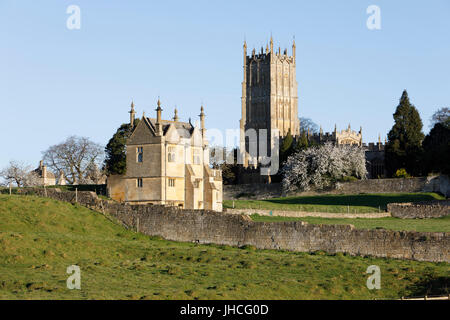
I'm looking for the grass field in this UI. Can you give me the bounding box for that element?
[223,193,446,213]
[0,194,448,300]
[250,214,450,233]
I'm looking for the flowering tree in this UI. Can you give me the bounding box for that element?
[281,143,367,192]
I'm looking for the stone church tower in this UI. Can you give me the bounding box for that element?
[240,36,300,165]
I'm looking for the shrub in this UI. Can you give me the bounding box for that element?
[393,168,411,178]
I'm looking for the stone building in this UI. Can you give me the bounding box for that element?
[364,136,386,178]
[240,37,300,165]
[34,160,56,186]
[107,100,223,211]
[308,124,363,146]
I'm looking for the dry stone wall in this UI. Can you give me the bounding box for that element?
[388,201,450,219]
[224,176,450,200]
[14,188,450,263]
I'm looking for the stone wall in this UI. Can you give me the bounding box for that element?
[388,201,450,219]
[225,208,391,219]
[224,176,450,200]
[14,188,450,263]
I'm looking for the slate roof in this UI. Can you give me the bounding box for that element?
[146,118,194,138]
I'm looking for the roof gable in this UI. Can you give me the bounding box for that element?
[127,117,156,145]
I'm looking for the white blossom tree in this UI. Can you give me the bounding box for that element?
[281,142,367,192]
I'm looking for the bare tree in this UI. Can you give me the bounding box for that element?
[430,107,450,127]
[0,160,41,187]
[299,117,319,134]
[42,136,104,184]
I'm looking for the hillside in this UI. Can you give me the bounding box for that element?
[0,194,448,299]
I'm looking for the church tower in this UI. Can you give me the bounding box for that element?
[240,36,300,163]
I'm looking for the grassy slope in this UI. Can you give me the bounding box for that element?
[224,193,445,213]
[250,214,450,233]
[0,194,448,300]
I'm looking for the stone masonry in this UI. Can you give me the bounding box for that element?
[14,188,450,263]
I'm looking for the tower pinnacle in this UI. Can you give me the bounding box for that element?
[129,100,136,127]
[199,104,205,136]
[155,98,163,136]
[173,107,179,122]
[292,36,296,62]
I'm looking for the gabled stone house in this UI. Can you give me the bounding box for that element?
[34,160,56,186]
[107,100,222,211]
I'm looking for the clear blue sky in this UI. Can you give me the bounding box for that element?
[1,0,449,170]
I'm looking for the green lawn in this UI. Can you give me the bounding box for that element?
[0,194,448,300]
[224,193,445,213]
[250,214,450,233]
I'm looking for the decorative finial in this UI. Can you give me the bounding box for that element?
[157,97,161,109]
[173,107,179,122]
[129,100,136,127]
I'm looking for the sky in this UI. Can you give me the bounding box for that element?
[1,0,449,170]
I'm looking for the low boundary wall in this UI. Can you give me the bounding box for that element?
[388,201,450,219]
[224,175,450,200]
[11,188,450,263]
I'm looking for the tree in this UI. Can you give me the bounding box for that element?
[280,128,294,165]
[430,107,450,127]
[210,147,239,185]
[43,136,104,184]
[385,90,425,177]
[294,131,309,152]
[281,143,367,192]
[422,121,450,175]
[299,117,319,134]
[104,120,139,175]
[0,160,40,187]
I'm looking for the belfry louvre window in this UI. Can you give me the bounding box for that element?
[168,178,175,187]
[168,147,176,162]
[137,147,143,163]
[137,178,143,188]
